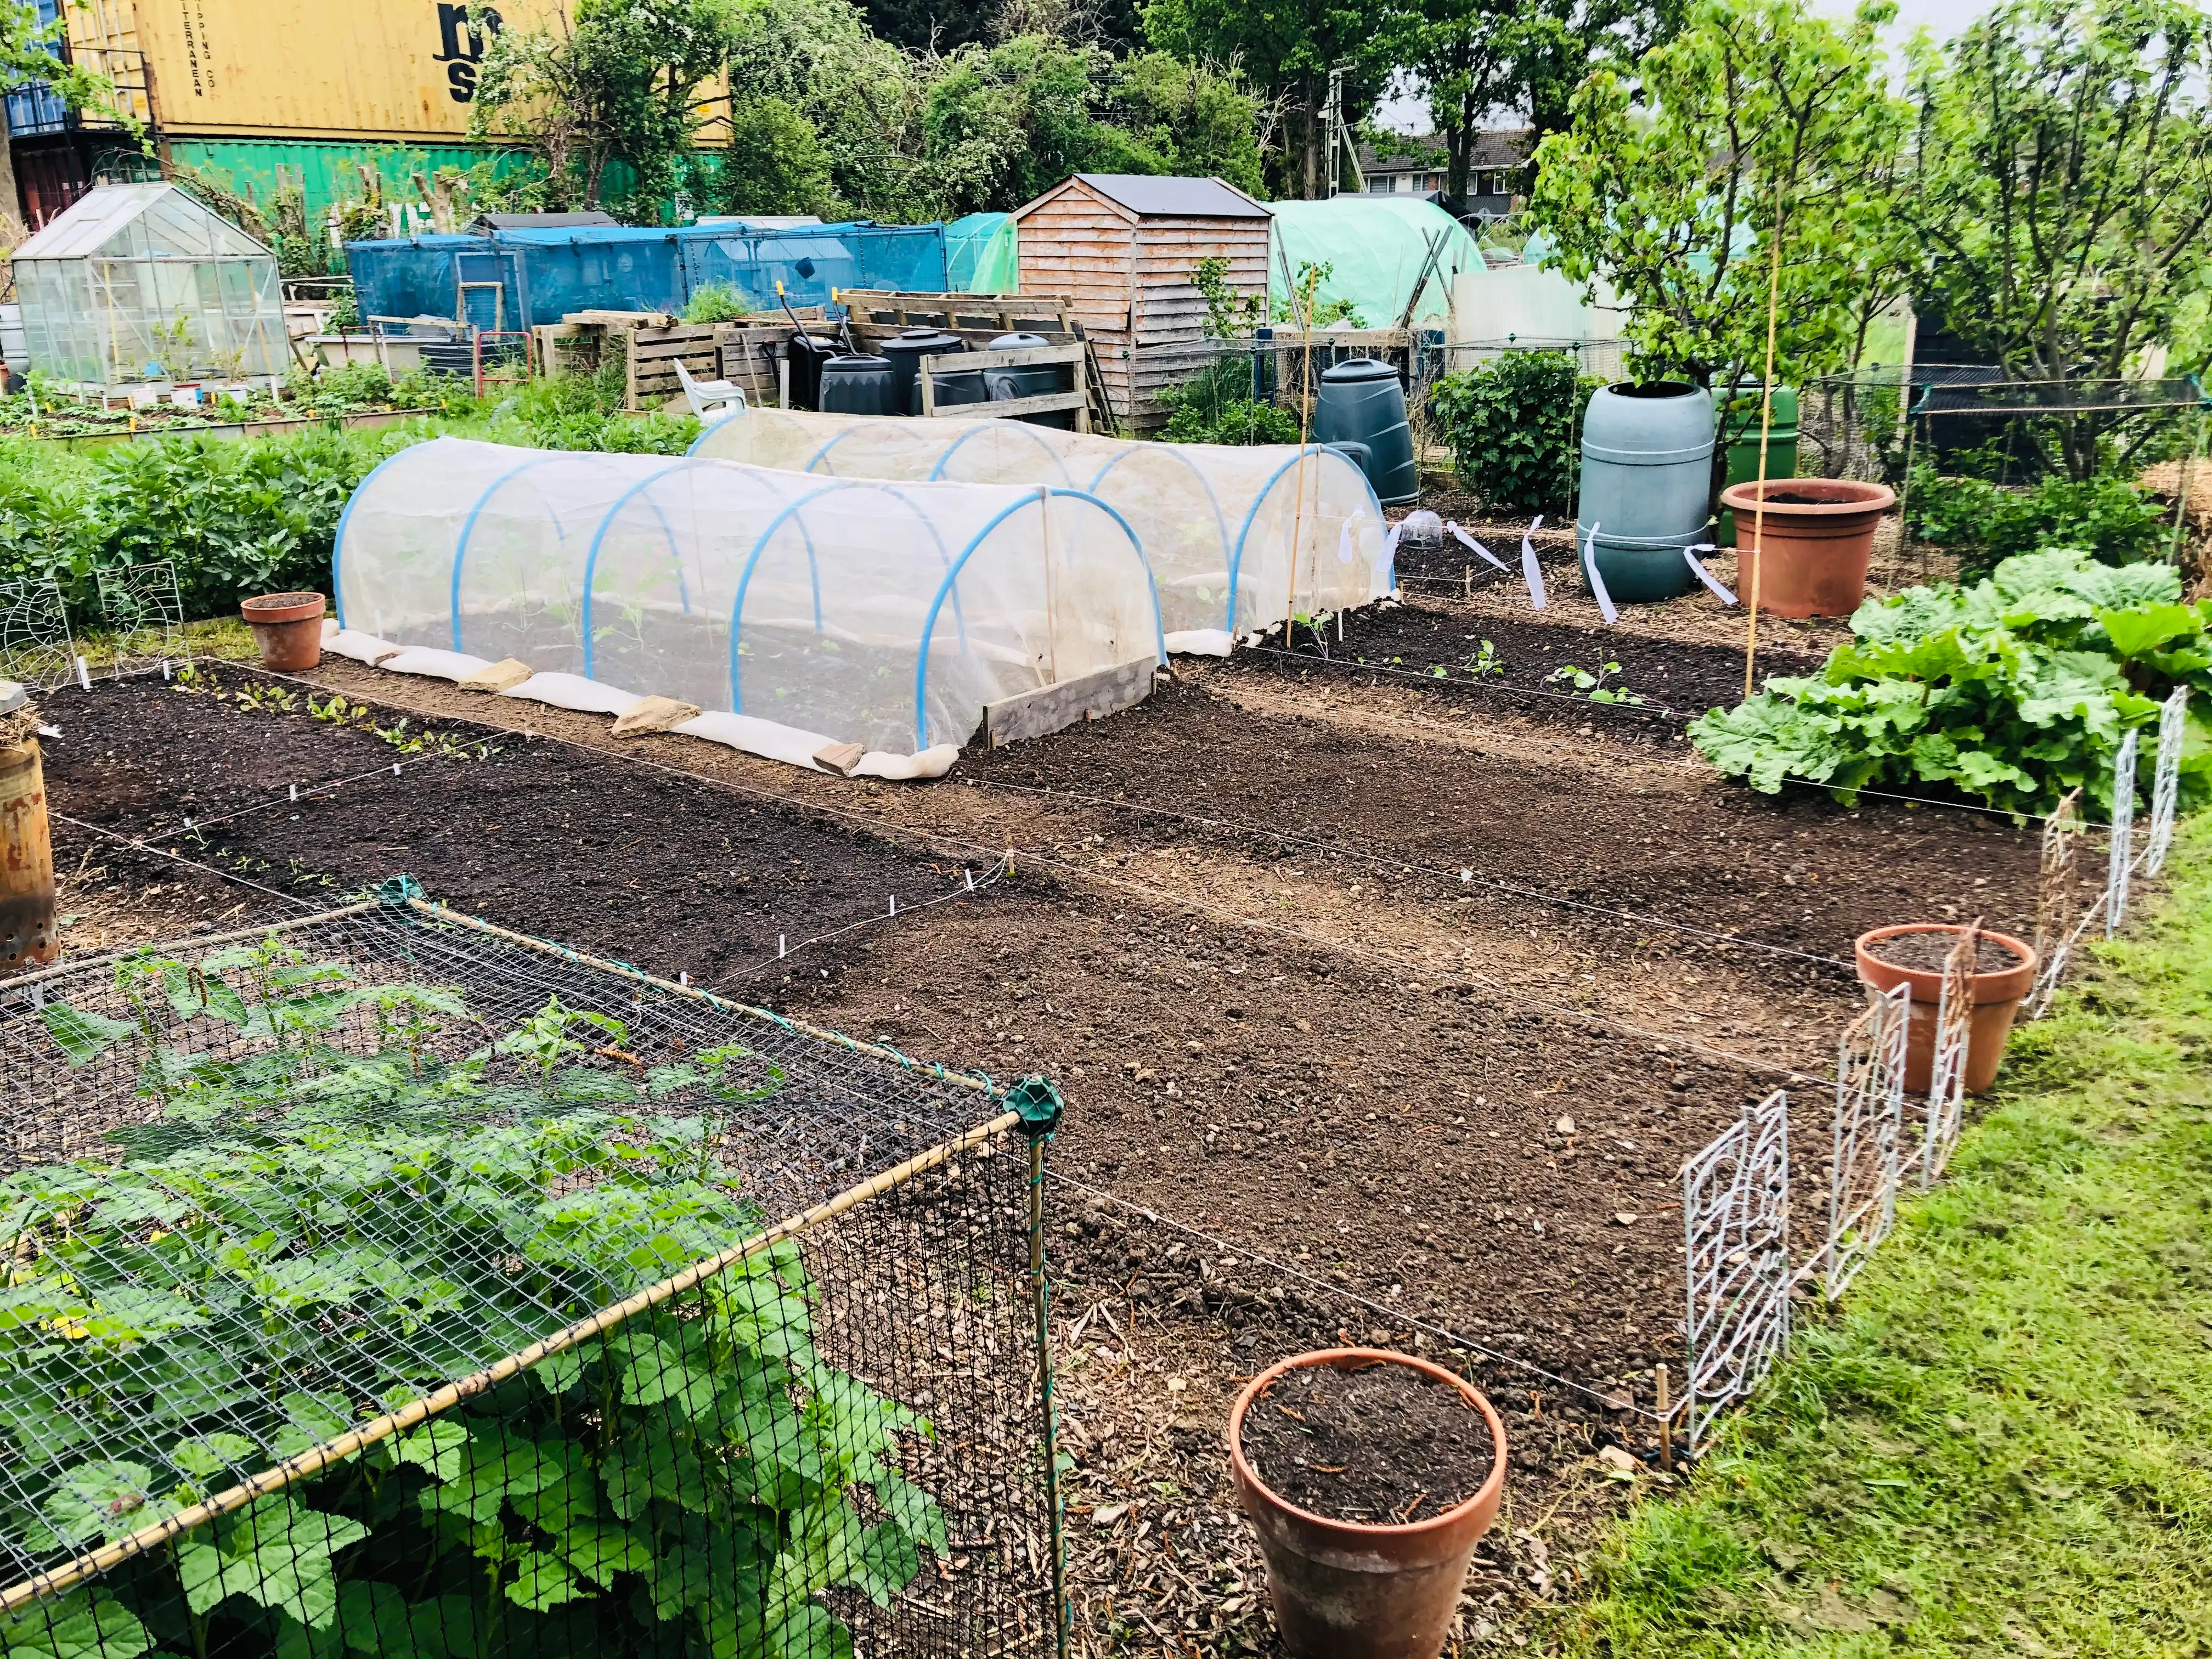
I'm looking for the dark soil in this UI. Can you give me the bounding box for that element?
[1762,491,1832,506]
[1239,1359,1496,1523]
[1266,596,1829,725]
[37,669,975,990]
[1867,928,2028,973]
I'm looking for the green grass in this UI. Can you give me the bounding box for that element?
[1558,816,2212,1657]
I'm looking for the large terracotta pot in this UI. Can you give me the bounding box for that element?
[240,591,326,672]
[1855,923,2038,1095]
[1721,477,1898,618]
[1229,1348,1507,1659]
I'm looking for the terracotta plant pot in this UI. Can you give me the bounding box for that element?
[1855,924,2038,1095]
[1229,1349,1508,1659]
[1719,477,1898,618]
[2,723,58,972]
[241,591,326,671]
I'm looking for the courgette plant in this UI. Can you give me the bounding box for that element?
[2,939,947,1659]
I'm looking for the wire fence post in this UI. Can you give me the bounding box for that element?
[1824,984,1910,1298]
[2146,689,2188,877]
[1681,1088,1791,1455]
[2108,729,2139,938]
[1013,1076,1070,1659]
[2030,788,2083,1018]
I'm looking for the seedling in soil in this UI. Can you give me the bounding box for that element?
[1546,661,1647,705]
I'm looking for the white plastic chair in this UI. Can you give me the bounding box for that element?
[674,357,748,422]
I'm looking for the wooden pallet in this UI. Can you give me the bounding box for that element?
[838,289,1119,435]
[916,344,1090,428]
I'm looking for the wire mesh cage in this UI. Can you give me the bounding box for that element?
[92,565,189,681]
[0,580,77,695]
[0,890,1063,1659]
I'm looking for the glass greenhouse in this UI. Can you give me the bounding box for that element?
[690,409,1394,648]
[333,438,1166,759]
[12,183,288,391]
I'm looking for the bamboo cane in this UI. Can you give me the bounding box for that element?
[1743,185,1787,704]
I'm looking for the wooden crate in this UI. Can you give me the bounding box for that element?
[916,344,1090,428]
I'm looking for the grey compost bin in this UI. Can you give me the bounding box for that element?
[986,331,1075,429]
[1575,381,1716,603]
[819,354,898,416]
[1314,358,1418,506]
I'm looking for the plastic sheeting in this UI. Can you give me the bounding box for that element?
[946,213,1020,294]
[1268,199,1482,330]
[331,438,1164,759]
[689,409,1393,639]
[346,223,949,331]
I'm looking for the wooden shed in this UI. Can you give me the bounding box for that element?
[1011,173,1272,434]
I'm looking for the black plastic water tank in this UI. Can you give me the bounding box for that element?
[819,354,898,417]
[1314,358,1418,506]
[881,329,967,416]
[784,334,840,410]
[986,331,1076,429]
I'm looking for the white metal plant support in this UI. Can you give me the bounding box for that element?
[1681,1088,1792,1454]
[2107,729,2139,938]
[93,561,188,677]
[0,578,76,692]
[1823,984,1910,1299]
[1919,924,1978,1189]
[2146,688,2188,877]
[2029,789,2083,1019]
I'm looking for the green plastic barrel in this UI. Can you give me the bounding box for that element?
[1716,382,1799,545]
[1314,359,1418,506]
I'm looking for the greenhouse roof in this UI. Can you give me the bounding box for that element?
[12,181,270,262]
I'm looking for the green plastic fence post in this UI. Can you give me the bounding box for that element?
[1010,1074,1068,1659]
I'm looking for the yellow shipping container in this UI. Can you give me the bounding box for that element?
[74,0,572,142]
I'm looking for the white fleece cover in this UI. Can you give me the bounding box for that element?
[325,629,399,665]
[498,674,644,717]
[672,712,833,772]
[376,647,494,683]
[1164,628,1233,658]
[852,744,959,781]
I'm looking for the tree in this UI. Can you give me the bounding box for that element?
[720,96,839,217]
[1105,52,1268,195]
[1529,0,1911,460]
[922,36,1121,215]
[1143,0,1391,198]
[467,0,741,219]
[1909,0,2212,476]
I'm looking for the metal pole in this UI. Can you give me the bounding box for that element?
[1025,1107,1070,1659]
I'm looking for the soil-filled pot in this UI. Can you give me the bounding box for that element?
[1720,477,1898,618]
[1855,923,2038,1095]
[1229,1349,1507,1659]
[241,591,326,671]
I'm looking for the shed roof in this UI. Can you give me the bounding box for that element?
[1015,174,1272,222]
[472,211,620,232]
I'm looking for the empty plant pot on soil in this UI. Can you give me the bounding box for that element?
[1720,477,1898,618]
[241,591,326,671]
[1229,1348,1507,1659]
[1856,923,2038,1095]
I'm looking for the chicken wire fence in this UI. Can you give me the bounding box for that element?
[0,888,1065,1659]
[1681,706,2192,1451]
[1,565,189,692]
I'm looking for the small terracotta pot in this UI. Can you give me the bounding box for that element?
[1855,924,2038,1095]
[240,591,326,671]
[1229,1348,1507,1659]
[1720,477,1898,618]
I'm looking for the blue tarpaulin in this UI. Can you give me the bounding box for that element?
[346,221,949,330]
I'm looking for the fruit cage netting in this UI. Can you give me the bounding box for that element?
[0,887,1065,1659]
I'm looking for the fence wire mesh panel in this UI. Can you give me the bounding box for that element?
[1681,1090,1791,1454]
[0,895,1057,1659]
[1918,926,1979,1191]
[1822,986,1910,1301]
[93,564,189,680]
[2030,790,2084,1020]
[2108,730,2139,937]
[0,580,76,693]
[2147,690,2188,877]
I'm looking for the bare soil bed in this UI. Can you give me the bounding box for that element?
[1239,1358,1496,1523]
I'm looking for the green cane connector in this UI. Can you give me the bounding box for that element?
[376,875,425,907]
[1009,1075,1064,1138]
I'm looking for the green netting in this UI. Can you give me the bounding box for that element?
[0,895,1061,1659]
[1268,199,1484,330]
[945,216,1019,296]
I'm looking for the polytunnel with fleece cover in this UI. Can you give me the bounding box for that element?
[331,438,1165,763]
[689,408,1393,653]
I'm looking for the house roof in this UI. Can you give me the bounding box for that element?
[1359,130,1533,173]
[1014,173,1272,222]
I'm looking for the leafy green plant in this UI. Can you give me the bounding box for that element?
[1547,660,1647,704]
[1906,467,2170,577]
[1190,255,1263,339]
[1157,356,1300,445]
[3,939,945,1659]
[1427,351,1602,517]
[149,314,200,383]
[1691,546,2212,812]
[680,282,753,324]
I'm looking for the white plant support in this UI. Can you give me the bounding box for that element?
[2146,688,2187,877]
[94,561,188,678]
[1681,1088,1792,1454]
[2029,788,2083,1020]
[1920,925,1978,1189]
[1824,984,1910,1299]
[0,578,75,692]
[2107,729,2138,938]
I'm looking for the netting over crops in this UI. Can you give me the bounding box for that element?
[689,409,1394,646]
[0,894,1061,1659]
[333,437,1165,757]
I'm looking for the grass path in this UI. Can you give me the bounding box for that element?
[1555,817,2212,1657]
